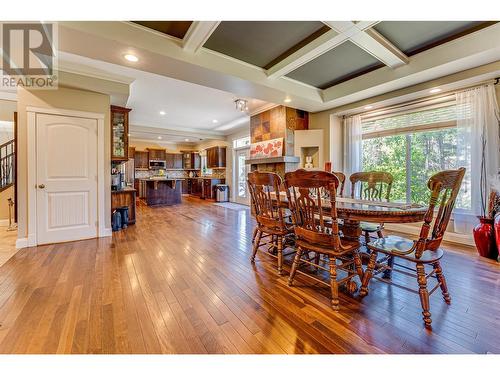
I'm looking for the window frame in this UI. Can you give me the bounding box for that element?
[360,101,471,211]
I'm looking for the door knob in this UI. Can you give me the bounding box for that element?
[38,184,45,189]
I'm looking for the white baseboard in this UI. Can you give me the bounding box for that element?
[99,227,112,237]
[0,219,9,226]
[384,223,475,247]
[15,237,28,249]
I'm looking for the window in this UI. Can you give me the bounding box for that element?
[233,136,250,149]
[361,101,471,209]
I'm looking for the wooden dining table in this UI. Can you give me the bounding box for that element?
[273,192,428,242]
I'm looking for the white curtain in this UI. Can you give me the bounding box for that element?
[343,115,363,196]
[454,84,500,233]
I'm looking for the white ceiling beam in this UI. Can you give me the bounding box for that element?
[266,29,348,79]
[325,21,409,68]
[266,21,386,80]
[322,24,500,105]
[183,21,220,54]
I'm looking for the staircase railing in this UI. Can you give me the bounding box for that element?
[0,139,15,192]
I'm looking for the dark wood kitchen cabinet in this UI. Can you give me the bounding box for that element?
[128,146,135,159]
[134,150,149,170]
[165,153,183,169]
[201,178,225,200]
[206,146,226,168]
[174,154,183,169]
[147,148,166,161]
[183,152,201,169]
[111,105,132,162]
[190,179,202,197]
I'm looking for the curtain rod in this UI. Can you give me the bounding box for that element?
[342,78,498,119]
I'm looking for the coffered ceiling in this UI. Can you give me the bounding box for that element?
[57,20,500,113]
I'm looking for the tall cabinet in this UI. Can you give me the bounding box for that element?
[111,105,132,162]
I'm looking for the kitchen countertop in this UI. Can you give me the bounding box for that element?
[112,186,136,193]
[139,178,185,181]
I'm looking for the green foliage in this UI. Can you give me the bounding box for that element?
[362,127,471,209]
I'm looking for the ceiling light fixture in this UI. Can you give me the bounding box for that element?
[364,105,373,110]
[124,54,138,62]
[234,99,248,113]
[159,111,166,115]
[284,98,292,103]
[429,88,442,94]
[185,138,189,142]
[212,119,218,123]
[157,136,162,140]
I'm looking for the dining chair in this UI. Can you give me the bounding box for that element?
[332,171,346,197]
[284,169,363,311]
[350,171,394,244]
[359,168,465,329]
[248,171,294,275]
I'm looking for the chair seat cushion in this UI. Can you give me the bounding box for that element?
[367,235,444,263]
[360,222,382,232]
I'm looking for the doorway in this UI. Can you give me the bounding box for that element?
[234,147,250,205]
[25,107,106,247]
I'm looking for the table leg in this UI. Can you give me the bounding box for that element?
[342,219,362,242]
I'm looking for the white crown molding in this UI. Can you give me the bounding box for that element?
[58,21,500,113]
[183,21,221,54]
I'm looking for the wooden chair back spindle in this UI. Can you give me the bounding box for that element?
[284,169,340,249]
[350,171,393,200]
[413,168,466,258]
[247,171,286,232]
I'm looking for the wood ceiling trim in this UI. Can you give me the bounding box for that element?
[131,21,193,39]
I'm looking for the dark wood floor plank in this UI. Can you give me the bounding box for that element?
[0,197,499,354]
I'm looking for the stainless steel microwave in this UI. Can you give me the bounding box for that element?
[149,160,166,169]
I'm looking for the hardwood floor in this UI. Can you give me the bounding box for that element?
[0,227,18,267]
[0,197,499,354]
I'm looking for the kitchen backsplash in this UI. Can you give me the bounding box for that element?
[135,168,226,179]
[135,169,197,179]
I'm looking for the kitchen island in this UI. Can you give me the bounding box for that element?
[140,178,184,206]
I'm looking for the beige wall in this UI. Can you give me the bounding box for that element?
[0,185,14,221]
[130,140,196,153]
[0,99,16,121]
[16,86,111,240]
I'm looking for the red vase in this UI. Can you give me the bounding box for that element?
[494,214,500,261]
[473,216,496,259]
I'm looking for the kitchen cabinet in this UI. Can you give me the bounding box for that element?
[183,152,201,169]
[206,146,226,168]
[111,188,136,224]
[174,154,183,169]
[134,150,149,170]
[147,148,166,161]
[111,105,132,162]
[190,178,202,197]
[128,147,135,159]
[201,178,225,200]
[165,153,183,169]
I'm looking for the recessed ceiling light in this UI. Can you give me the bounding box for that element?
[185,138,189,142]
[159,111,166,115]
[429,88,442,94]
[128,133,131,136]
[212,119,218,123]
[284,98,292,103]
[124,54,138,62]
[157,136,162,140]
[364,105,373,110]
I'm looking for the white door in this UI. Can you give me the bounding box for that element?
[234,148,250,205]
[36,113,98,245]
